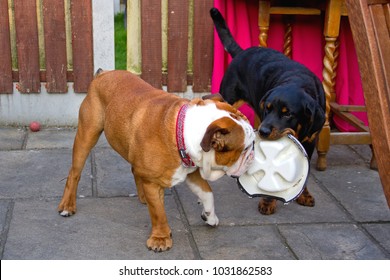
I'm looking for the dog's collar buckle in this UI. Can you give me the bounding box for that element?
[176,104,195,168]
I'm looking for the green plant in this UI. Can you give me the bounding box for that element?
[115,13,127,70]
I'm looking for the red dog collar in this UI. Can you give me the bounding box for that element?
[176,104,195,168]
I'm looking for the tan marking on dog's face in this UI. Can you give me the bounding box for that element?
[260,101,264,111]
[265,127,296,140]
[301,131,319,143]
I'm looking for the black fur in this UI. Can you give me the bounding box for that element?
[210,7,326,212]
[210,7,325,160]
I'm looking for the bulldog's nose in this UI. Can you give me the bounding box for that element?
[259,126,272,138]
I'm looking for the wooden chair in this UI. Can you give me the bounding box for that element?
[315,0,374,171]
[257,0,375,172]
[345,0,390,207]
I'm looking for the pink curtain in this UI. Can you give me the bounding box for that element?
[211,0,368,131]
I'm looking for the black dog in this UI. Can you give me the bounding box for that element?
[210,8,326,215]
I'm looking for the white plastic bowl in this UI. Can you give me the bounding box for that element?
[237,134,309,203]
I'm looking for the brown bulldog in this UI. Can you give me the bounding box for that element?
[58,70,255,252]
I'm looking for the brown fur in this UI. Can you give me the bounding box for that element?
[58,70,250,251]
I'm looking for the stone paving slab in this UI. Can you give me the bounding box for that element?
[191,225,295,260]
[362,223,390,251]
[26,128,76,150]
[311,144,371,167]
[278,223,388,259]
[93,147,173,197]
[311,166,389,222]
[0,127,25,150]
[93,148,137,197]
[0,149,92,199]
[175,175,351,227]
[2,197,195,260]
[0,127,389,260]
[0,199,12,255]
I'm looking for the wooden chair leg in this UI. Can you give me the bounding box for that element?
[258,0,270,47]
[316,37,339,171]
[283,16,293,58]
[316,0,342,171]
[316,127,330,170]
[369,145,377,170]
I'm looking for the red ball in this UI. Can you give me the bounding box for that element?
[29,121,41,132]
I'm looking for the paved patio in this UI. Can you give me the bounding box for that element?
[0,127,389,260]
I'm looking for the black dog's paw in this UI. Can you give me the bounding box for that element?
[296,190,315,207]
[258,198,277,215]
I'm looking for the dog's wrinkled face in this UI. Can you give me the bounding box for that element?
[258,87,325,142]
[194,98,256,180]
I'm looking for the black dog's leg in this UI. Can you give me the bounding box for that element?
[258,197,277,215]
[295,141,316,207]
[258,141,316,215]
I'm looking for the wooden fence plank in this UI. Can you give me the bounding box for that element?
[71,0,93,93]
[0,0,13,94]
[167,0,189,92]
[14,0,41,93]
[42,0,68,93]
[193,0,213,92]
[141,0,162,88]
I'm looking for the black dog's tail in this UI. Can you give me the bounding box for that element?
[210,8,243,58]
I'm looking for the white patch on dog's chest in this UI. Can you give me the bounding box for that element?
[170,166,197,186]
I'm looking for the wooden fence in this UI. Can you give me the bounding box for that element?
[0,0,93,94]
[0,0,214,95]
[128,0,214,93]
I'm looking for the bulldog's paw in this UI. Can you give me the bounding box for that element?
[201,211,219,227]
[146,235,173,252]
[296,192,315,207]
[258,198,277,215]
[57,203,76,217]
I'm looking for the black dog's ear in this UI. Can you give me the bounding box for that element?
[259,100,265,120]
[302,99,325,142]
[258,91,272,121]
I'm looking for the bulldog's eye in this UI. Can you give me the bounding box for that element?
[243,141,254,152]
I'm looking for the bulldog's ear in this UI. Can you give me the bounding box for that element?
[202,93,225,102]
[200,117,237,152]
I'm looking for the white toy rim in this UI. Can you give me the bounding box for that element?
[237,134,309,203]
